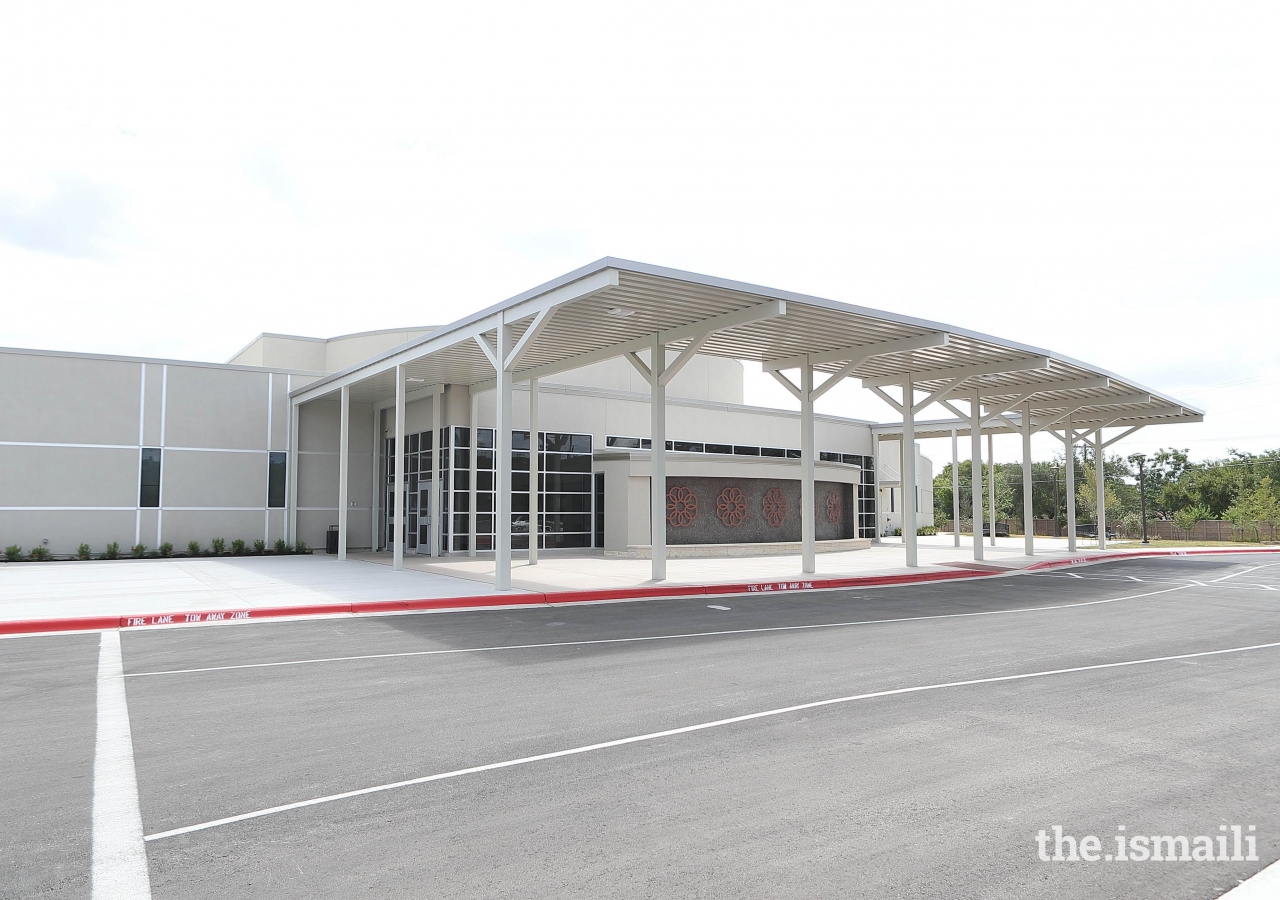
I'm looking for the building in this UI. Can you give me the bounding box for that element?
[1,258,1200,580]
[0,325,895,559]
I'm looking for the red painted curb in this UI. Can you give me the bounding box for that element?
[3,547,1276,637]
[0,615,121,635]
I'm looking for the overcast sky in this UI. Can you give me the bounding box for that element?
[2,3,1277,467]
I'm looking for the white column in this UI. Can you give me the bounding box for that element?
[468,390,478,558]
[902,372,917,567]
[970,388,984,561]
[393,367,406,570]
[1064,413,1077,552]
[988,431,996,547]
[951,427,960,547]
[428,392,441,557]
[872,433,882,542]
[287,398,299,545]
[1095,430,1107,550]
[495,324,513,590]
[371,406,380,551]
[800,359,816,574]
[1022,401,1034,557]
[337,384,350,561]
[650,335,668,582]
[528,377,538,565]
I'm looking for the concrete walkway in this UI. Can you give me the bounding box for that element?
[0,555,522,624]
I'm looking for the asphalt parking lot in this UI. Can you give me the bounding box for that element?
[4,554,1280,899]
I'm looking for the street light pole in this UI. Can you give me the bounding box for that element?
[1052,463,1060,538]
[1129,453,1149,545]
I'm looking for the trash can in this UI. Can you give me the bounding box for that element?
[326,525,339,555]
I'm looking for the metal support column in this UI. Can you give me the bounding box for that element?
[371,406,380,551]
[393,365,405,571]
[1095,430,1107,550]
[800,359,816,574]
[287,399,299,546]
[970,388,984,562]
[496,324,513,590]
[902,372,917,567]
[951,427,960,547]
[468,390,478,559]
[650,336,667,582]
[988,431,996,547]
[1064,412,1077,552]
[429,392,441,557]
[337,385,350,560]
[528,377,538,565]
[1022,401,1034,556]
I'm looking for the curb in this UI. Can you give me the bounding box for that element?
[3,546,1277,637]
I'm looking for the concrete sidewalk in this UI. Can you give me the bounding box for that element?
[0,555,524,624]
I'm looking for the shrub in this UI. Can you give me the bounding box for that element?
[230,538,246,556]
[295,540,310,555]
[274,538,287,554]
[78,543,92,560]
[105,542,120,560]
[892,527,902,536]
[158,542,173,558]
[131,543,147,558]
[917,525,937,536]
[5,545,22,562]
[187,540,201,556]
[252,538,266,555]
[211,537,225,555]
[29,546,52,561]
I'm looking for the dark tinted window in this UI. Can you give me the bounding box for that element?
[706,443,733,455]
[267,451,286,508]
[733,445,761,456]
[139,448,161,508]
[760,447,786,458]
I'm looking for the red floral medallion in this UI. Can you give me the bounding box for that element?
[762,488,788,526]
[716,487,748,527]
[826,490,842,525]
[666,486,698,527]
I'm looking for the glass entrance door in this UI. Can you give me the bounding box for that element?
[416,481,432,554]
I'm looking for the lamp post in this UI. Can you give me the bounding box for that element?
[1051,463,1060,537]
[1128,453,1149,545]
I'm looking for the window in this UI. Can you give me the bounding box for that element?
[139,448,161,508]
[733,445,761,456]
[267,452,286,508]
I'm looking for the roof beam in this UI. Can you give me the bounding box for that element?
[473,334,498,369]
[975,376,1111,398]
[912,375,968,415]
[658,331,712,387]
[503,306,556,372]
[500,268,620,325]
[1102,425,1144,448]
[762,331,949,373]
[860,355,1050,389]
[1026,391,1150,411]
[769,370,802,401]
[510,300,785,384]
[624,351,651,380]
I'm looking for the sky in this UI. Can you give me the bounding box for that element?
[2,2,1277,470]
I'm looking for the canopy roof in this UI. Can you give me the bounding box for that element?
[291,257,1203,433]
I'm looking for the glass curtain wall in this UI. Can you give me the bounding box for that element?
[394,427,595,553]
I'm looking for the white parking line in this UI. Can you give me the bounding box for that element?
[92,631,152,899]
[142,636,1280,843]
[126,584,1196,678]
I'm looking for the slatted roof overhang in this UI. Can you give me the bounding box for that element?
[289,258,1204,431]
